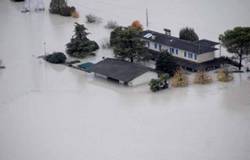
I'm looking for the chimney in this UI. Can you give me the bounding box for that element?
[164,28,171,36]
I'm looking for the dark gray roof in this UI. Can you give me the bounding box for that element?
[90,58,153,82]
[142,30,218,54]
[194,39,220,47]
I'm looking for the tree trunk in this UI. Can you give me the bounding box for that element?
[130,57,134,63]
[239,54,242,71]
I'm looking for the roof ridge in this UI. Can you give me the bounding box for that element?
[144,30,201,47]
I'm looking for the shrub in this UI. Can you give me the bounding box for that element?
[66,23,99,58]
[59,6,79,18]
[86,14,102,23]
[149,79,161,92]
[45,52,67,64]
[71,11,80,18]
[105,21,119,29]
[131,20,143,31]
[149,74,169,92]
[217,68,233,82]
[49,0,68,14]
[194,70,212,84]
[171,69,188,87]
[49,0,79,18]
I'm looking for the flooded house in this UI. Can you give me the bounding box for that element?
[141,29,240,71]
[90,58,157,86]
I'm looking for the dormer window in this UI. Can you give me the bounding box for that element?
[144,33,152,39]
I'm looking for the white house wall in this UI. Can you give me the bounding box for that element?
[95,73,107,79]
[197,52,215,63]
[146,41,198,62]
[176,49,198,63]
[129,71,158,86]
[145,40,215,63]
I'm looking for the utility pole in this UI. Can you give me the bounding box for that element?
[219,43,222,57]
[146,8,149,28]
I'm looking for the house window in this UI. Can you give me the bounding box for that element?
[147,41,150,48]
[194,54,197,60]
[154,43,158,49]
[159,44,162,51]
[184,51,187,57]
[176,49,178,55]
[170,48,174,54]
[188,52,193,59]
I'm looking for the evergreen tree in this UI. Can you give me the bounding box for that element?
[110,27,123,47]
[219,27,250,70]
[179,27,199,42]
[156,52,178,76]
[66,23,99,58]
[111,27,149,62]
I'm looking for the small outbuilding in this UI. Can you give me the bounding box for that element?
[90,58,157,86]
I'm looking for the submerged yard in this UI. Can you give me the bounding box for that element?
[0,0,250,160]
